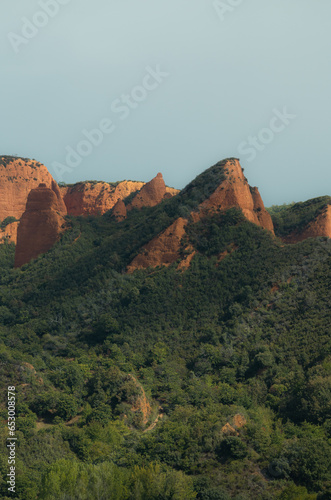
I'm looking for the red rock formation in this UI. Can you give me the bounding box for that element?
[128,173,167,210]
[59,179,179,217]
[199,160,274,233]
[251,186,274,233]
[14,184,66,267]
[128,375,152,426]
[59,180,145,216]
[51,180,67,215]
[127,217,188,273]
[0,157,177,222]
[127,160,274,273]
[284,204,331,243]
[112,199,127,221]
[0,156,64,220]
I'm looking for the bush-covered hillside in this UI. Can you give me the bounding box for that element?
[268,197,331,237]
[0,166,330,499]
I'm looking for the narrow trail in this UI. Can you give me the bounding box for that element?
[144,411,164,432]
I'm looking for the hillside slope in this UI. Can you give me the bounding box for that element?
[269,196,331,242]
[128,158,274,271]
[0,158,330,499]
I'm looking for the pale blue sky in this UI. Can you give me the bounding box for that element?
[1,0,331,205]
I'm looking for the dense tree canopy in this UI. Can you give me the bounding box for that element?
[0,179,330,498]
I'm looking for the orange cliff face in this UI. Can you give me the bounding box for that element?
[59,177,179,217]
[250,186,275,233]
[51,180,67,215]
[0,156,178,250]
[127,218,188,273]
[0,156,65,220]
[59,181,145,216]
[284,204,331,243]
[199,159,274,233]
[14,184,66,268]
[127,159,274,273]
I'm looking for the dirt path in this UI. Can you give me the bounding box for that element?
[144,412,164,432]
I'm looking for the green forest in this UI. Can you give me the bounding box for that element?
[0,162,330,499]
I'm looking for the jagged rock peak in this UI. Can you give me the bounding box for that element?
[126,158,275,273]
[198,159,274,233]
[128,172,167,210]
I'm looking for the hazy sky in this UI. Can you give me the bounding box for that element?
[1,0,331,205]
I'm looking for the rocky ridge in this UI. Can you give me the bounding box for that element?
[60,177,179,216]
[0,156,58,220]
[199,159,274,233]
[284,204,331,243]
[60,180,145,216]
[2,155,331,269]
[127,159,274,272]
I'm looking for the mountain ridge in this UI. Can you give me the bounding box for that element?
[1,155,331,268]
[0,156,330,498]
